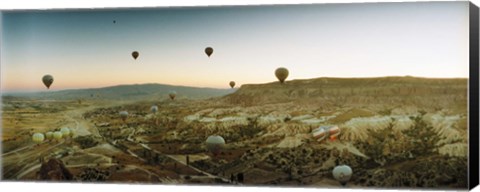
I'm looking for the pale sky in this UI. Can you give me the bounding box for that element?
[0,1,470,92]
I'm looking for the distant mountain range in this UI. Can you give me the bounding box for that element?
[2,83,236,101]
[2,76,468,106]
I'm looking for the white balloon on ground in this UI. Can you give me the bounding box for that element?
[206,135,225,156]
[60,127,71,137]
[332,165,353,186]
[150,105,158,113]
[169,91,177,100]
[119,111,129,121]
[312,125,341,142]
[45,132,53,140]
[53,131,63,141]
[32,133,45,144]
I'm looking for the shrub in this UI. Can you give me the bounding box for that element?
[74,136,99,149]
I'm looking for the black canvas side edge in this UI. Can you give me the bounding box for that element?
[469,1,479,190]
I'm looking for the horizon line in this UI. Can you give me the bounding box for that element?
[0,75,469,94]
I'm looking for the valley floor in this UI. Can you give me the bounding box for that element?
[1,95,469,189]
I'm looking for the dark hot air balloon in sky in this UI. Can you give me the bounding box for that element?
[42,75,54,89]
[205,47,213,57]
[132,51,139,60]
[275,67,289,83]
[229,81,235,88]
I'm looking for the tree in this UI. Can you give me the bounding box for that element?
[363,114,449,165]
[401,115,454,156]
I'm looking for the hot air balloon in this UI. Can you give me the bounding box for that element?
[60,127,71,138]
[275,67,289,83]
[53,131,63,141]
[132,51,139,60]
[169,91,177,100]
[311,125,341,142]
[45,131,53,140]
[332,165,353,186]
[229,81,235,88]
[205,47,213,57]
[32,133,45,144]
[150,105,158,113]
[206,135,225,156]
[119,111,129,122]
[42,75,54,89]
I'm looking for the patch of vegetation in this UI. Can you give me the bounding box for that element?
[351,114,467,188]
[402,116,443,156]
[352,155,467,188]
[74,136,99,149]
[243,117,263,138]
[359,114,463,166]
[75,167,111,181]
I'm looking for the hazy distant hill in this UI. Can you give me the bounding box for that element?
[2,83,235,101]
[2,76,468,108]
[222,76,468,108]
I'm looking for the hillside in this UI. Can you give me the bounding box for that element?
[2,83,235,101]
[222,76,467,109]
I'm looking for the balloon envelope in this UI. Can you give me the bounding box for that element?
[132,51,139,60]
[229,81,235,88]
[151,105,158,113]
[332,165,353,184]
[42,75,54,89]
[205,47,213,57]
[275,67,289,83]
[206,135,225,155]
[119,111,129,121]
[60,127,71,137]
[45,132,53,140]
[53,131,63,140]
[169,91,177,100]
[32,133,45,144]
[312,125,341,142]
